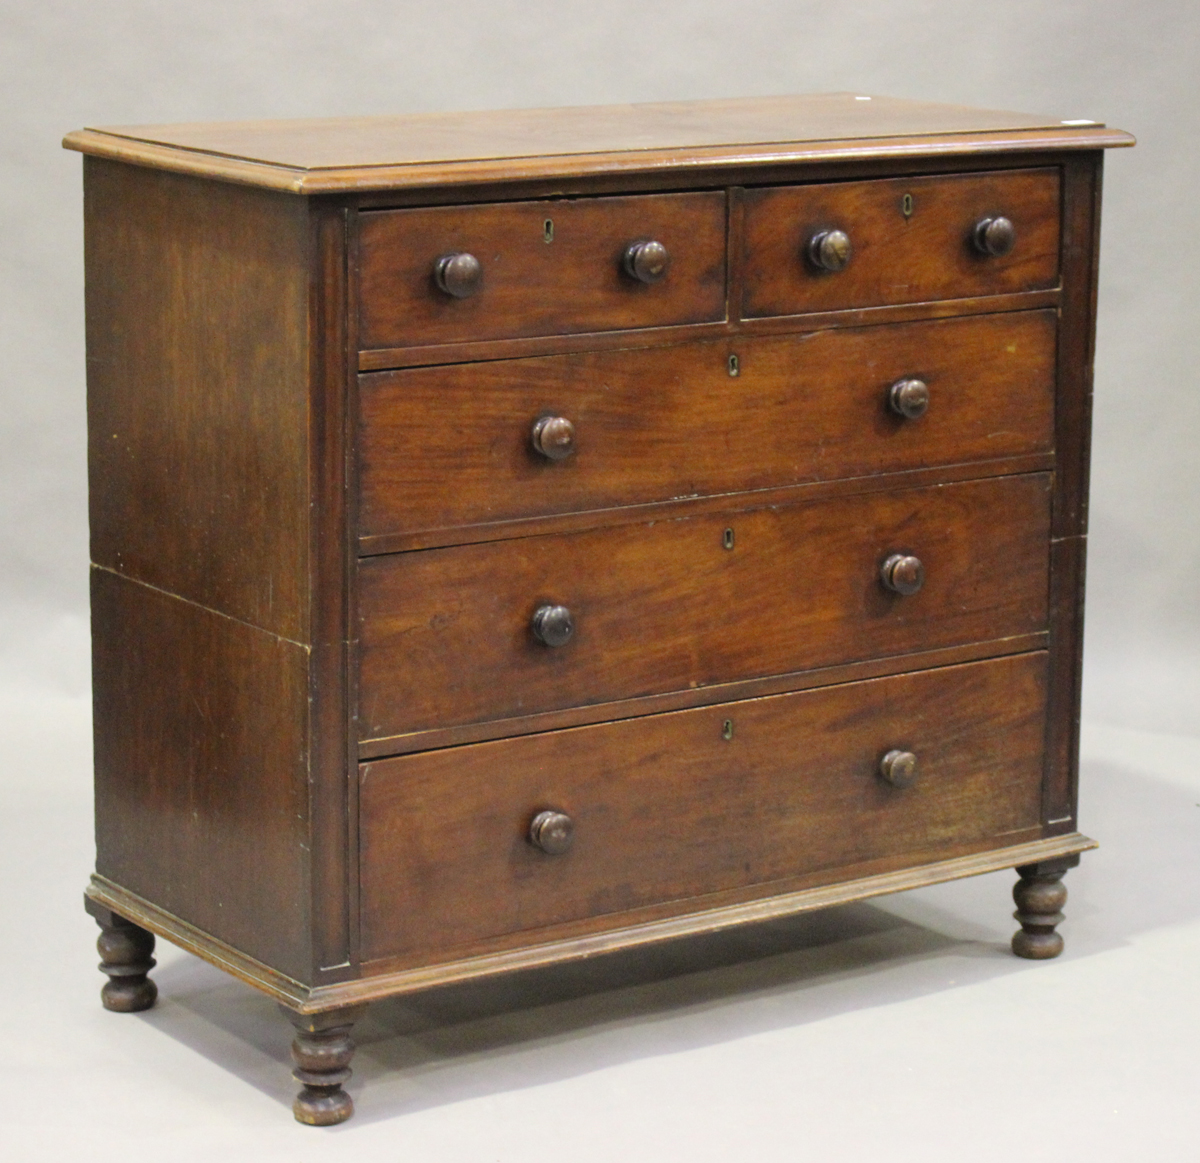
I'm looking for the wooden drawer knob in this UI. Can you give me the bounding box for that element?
[973,216,1016,257]
[529,809,574,854]
[532,604,574,647]
[433,252,483,298]
[531,415,577,460]
[879,749,918,788]
[888,378,929,419]
[807,229,852,272]
[880,553,925,596]
[623,239,671,284]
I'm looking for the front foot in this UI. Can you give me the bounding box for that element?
[281,1004,368,1126]
[86,898,158,1012]
[1011,854,1080,960]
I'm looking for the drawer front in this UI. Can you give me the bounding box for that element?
[742,169,1061,318]
[360,651,1048,963]
[358,310,1055,540]
[358,192,727,349]
[358,473,1050,741]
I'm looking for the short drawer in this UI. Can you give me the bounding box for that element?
[357,191,727,349]
[358,310,1056,541]
[359,651,1048,964]
[357,473,1050,742]
[742,168,1060,318]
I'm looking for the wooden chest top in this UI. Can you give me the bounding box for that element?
[64,92,1131,192]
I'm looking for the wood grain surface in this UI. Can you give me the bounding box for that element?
[357,191,727,348]
[359,651,1048,963]
[357,310,1056,539]
[63,94,1132,194]
[83,159,359,982]
[91,569,313,980]
[742,168,1061,318]
[84,158,313,641]
[1041,153,1107,833]
[357,473,1051,739]
[71,96,1128,1022]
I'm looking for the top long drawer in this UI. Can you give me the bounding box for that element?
[357,310,1055,543]
[357,191,728,350]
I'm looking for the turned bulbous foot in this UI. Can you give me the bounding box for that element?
[281,1004,368,1126]
[86,899,158,1012]
[1011,854,1080,960]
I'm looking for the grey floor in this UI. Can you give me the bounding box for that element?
[5,690,1199,1160]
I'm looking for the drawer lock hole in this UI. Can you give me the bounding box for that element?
[723,527,735,550]
[728,353,740,377]
[722,719,735,741]
[543,218,555,243]
[901,193,914,218]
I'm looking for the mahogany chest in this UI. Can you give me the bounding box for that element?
[64,94,1133,1124]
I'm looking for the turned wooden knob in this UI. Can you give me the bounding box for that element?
[807,229,852,272]
[532,604,574,647]
[623,239,671,284]
[881,553,925,595]
[531,415,576,460]
[879,749,918,788]
[973,216,1017,257]
[433,252,483,298]
[889,378,930,419]
[529,809,574,854]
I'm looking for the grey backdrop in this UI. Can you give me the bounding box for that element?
[2,4,1199,1157]
[1,0,1197,732]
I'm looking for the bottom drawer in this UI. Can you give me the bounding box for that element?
[359,651,1048,964]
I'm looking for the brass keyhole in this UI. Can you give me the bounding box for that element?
[722,719,734,741]
[901,193,914,218]
[728,353,740,377]
[723,527,735,550]
[543,218,555,243]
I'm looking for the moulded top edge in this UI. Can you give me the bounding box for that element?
[62,93,1135,195]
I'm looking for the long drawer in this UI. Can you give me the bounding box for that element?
[357,473,1051,742]
[357,310,1056,541]
[359,651,1048,964]
[357,191,728,350]
[742,168,1061,318]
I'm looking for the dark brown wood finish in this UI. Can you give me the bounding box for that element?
[91,568,313,978]
[341,149,1099,215]
[357,191,727,349]
[358,473,1051,741]
[358,310,1055,539]
[1043,152,1105,832]
[86,900,158,1012]
[1011,854,1080,958]
[308,202,353,976]
[87,831,1097,1009]
[63,94,1131,194]
[742,168,1061,318]
[84,158,312,639]
[70,98,1129,1124]
[360,652,1048,963]
[282,1004,368,1125]
[84,159,355,983]
[356,287,1060,373]
[360,451,1056,558]
[357,634,1047,759]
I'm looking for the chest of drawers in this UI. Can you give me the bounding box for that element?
[65,94,1133,1125]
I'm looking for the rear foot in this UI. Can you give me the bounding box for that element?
[1011,854,1079,959]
